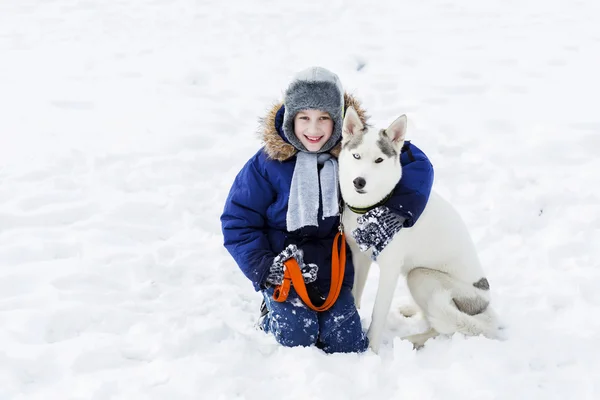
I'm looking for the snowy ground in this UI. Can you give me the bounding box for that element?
[1,0,600,398]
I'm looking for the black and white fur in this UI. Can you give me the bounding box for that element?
[339,107,501,352]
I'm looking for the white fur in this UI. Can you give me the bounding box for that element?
[339,107,501,353]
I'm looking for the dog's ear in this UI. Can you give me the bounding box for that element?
[386,114,407,146]
[342,106,364,137]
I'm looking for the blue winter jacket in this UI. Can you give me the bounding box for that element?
[221,95,434,292]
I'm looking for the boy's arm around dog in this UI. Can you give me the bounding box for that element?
[385,142,434,227]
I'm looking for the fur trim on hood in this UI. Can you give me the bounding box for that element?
[259,93,369,162]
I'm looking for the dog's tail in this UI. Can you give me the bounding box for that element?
[426,291,501,339]
[406,268,504,341]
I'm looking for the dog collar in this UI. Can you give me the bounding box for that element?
[345,191,394,215]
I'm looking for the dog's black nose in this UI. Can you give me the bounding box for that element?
[353,177,366,190]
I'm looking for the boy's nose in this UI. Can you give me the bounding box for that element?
[307,123,320,133]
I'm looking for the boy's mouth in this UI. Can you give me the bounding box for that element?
[304,135,323,144]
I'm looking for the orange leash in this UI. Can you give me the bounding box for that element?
[272,231,346,311]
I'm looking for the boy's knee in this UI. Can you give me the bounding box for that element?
[318,310,368,353]
[262,289,319,348]
[318,289,368,353]
[270,313,319,347]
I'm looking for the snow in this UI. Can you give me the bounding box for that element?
[1,0,599,398]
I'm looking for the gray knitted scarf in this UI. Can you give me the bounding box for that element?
[286,152,339,232]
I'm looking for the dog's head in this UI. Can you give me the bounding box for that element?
[338,106,407,208]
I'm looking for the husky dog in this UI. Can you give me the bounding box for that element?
[339,107,501,353]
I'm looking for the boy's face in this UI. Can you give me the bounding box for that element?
[293,109,334,152]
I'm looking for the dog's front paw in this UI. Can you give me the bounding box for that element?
[368,340,380,354]
[366,329,381,354]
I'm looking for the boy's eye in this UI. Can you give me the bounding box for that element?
[375,158,384,164]
[299,116,309,120]
[353,153,361,160]
[320,116,330,120]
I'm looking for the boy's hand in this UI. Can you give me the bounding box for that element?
[351,206,405,259]
[266,244,318,285]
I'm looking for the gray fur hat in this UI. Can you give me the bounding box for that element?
[282,67,345,153]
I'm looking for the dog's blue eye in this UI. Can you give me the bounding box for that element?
[353,154,361,160]
[375,158,384,164]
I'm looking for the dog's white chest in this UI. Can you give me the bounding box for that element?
[341,209,358,233]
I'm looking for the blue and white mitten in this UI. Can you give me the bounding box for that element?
[351,206,405,259]
[265,244,318,286]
